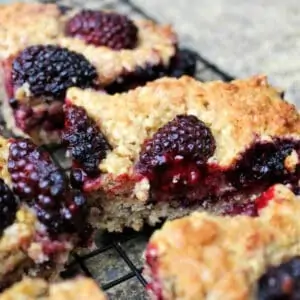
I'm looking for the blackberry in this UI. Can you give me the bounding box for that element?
[169,49,197,78]
[137,115,216,175]
[8,139,65,200]
[230,139,300,188]
[62,104,111,176]
[12,45,97,100]
[257,257,300,299]
[8,139,89,236]
[0,179,18,234]
[65,10,138,50]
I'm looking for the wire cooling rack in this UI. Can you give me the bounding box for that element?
[1,0,235,298]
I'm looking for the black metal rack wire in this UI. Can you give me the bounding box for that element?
[4,0,235,298]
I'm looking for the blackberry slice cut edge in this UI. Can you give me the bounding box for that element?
[7,138,90,237]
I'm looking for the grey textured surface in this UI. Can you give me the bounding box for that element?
[131,0,300,106]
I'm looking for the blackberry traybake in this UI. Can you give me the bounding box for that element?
[0,135,91,289]
[0,2,194,145]
[144,185,300,300]
[0,277,106,300]
[63,75,300,232]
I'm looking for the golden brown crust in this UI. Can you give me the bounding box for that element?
[67,75,300,176]
[0,2,176,86]
[0,277,106,300]
[145,185,300,300]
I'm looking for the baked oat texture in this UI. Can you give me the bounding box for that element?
[66,75,300,231]
[0,277,106,300]
[144,184,300,300]
[0,2,176,86]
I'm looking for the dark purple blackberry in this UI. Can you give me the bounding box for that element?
[257,257,300,300]
[8,139,65,200]
[62,104,111,176]
[12,45,97,100]
[137,115,216,175]
[65,10,138,50]
[0,179,18,234]
[230,139,300,188]
[169,49,197,78]
[7,139,89,236]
